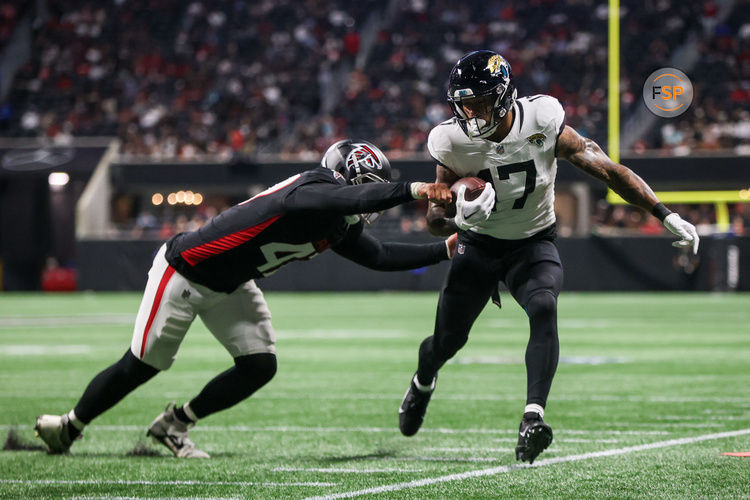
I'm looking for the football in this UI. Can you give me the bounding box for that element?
[450,177,486,202]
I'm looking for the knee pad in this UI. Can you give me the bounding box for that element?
[235,352,277,385]
[525,291,557,319]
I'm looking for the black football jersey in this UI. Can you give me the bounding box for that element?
[164,167,426,292]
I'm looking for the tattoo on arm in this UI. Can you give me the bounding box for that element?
[555,126,659,212]
[426,164,460,236]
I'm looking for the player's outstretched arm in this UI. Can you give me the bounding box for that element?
[555,125,699,254]
[332,225,455,271]
[286,181,451,215]
[425,164,460,236]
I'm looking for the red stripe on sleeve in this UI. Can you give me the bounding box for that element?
[139,266,177,359]
[180,215,281,266]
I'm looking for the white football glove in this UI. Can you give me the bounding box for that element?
[663,213,699,254]
[454,183,496,231]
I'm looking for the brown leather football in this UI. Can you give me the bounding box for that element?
[450,177,486,202]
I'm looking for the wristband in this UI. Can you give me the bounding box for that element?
[410,182,427,199]
[651,202,672,221]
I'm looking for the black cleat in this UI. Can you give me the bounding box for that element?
[515,412,553,464]
[398,374,435,437]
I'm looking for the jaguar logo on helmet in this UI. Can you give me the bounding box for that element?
[486,54,503,77]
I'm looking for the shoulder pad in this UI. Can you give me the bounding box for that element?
[309,166,347,185]
[519,95,565,136]
[428,122,458,167]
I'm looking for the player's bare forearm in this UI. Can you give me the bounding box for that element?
[427,203,459,236]
[425,164,460,236]
[555,126,660,212]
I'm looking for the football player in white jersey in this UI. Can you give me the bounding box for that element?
[398,50,699,464]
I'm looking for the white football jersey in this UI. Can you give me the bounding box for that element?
[428,94,565,239]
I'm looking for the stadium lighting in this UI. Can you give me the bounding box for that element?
[176,190,186,203]
[167,193,177,205]
[48,172,69,187]
[152,193,164,205]
[193,193,204,205]
[184,190,195,204]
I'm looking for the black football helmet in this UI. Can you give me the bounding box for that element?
[320,139,391,185]
[447,50,517,139]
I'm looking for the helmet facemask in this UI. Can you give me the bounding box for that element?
[449,84,516,139]
[320,140,391,224]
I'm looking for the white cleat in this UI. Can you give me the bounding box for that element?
[34,414,79,454]
[146,403,209,458]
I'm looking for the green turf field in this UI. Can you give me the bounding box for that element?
[1,291,748,499]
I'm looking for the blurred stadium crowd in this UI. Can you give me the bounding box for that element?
[2,0,749,158]
[1,0,748,240]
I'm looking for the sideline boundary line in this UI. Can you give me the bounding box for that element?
[304,428,750,500]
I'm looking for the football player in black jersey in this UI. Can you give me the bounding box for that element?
[35,140,455,458]
[397,50,699,464]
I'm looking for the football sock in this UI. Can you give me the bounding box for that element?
[188,353,277,419]
[182,403,198,422]
[173,405,194,424]
[67,410,85,431]
[65,410,83,440]
[416,336,444,387]
[524,404,545,419]
[413,373,434,392]
[524,290,559,409]
[73,350,159,424]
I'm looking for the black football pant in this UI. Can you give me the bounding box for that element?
[416,227,563,408]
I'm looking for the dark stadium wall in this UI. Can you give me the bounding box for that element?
[0,145,109,290]
[76,236,749,292]
[0,171,50,290]
[113,156,750,192]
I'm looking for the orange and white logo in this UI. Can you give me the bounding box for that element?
[642,68,693,118]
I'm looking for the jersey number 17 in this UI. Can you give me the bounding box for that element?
[477,159,536,211]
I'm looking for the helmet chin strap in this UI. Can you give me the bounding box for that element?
[466,116,501,139]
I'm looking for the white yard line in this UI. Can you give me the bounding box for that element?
[424,447,514,453]
[0,424,669,436]
[277,330,407,339]
[0,479,338,487]
[0,314,134,327]
[0,345,93,355]
[4,393,748,404]
[273,467,424,474]
[304,428,750,500]
[425,436,620,452]
[400,456,497,463]
[2,392,749,407]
